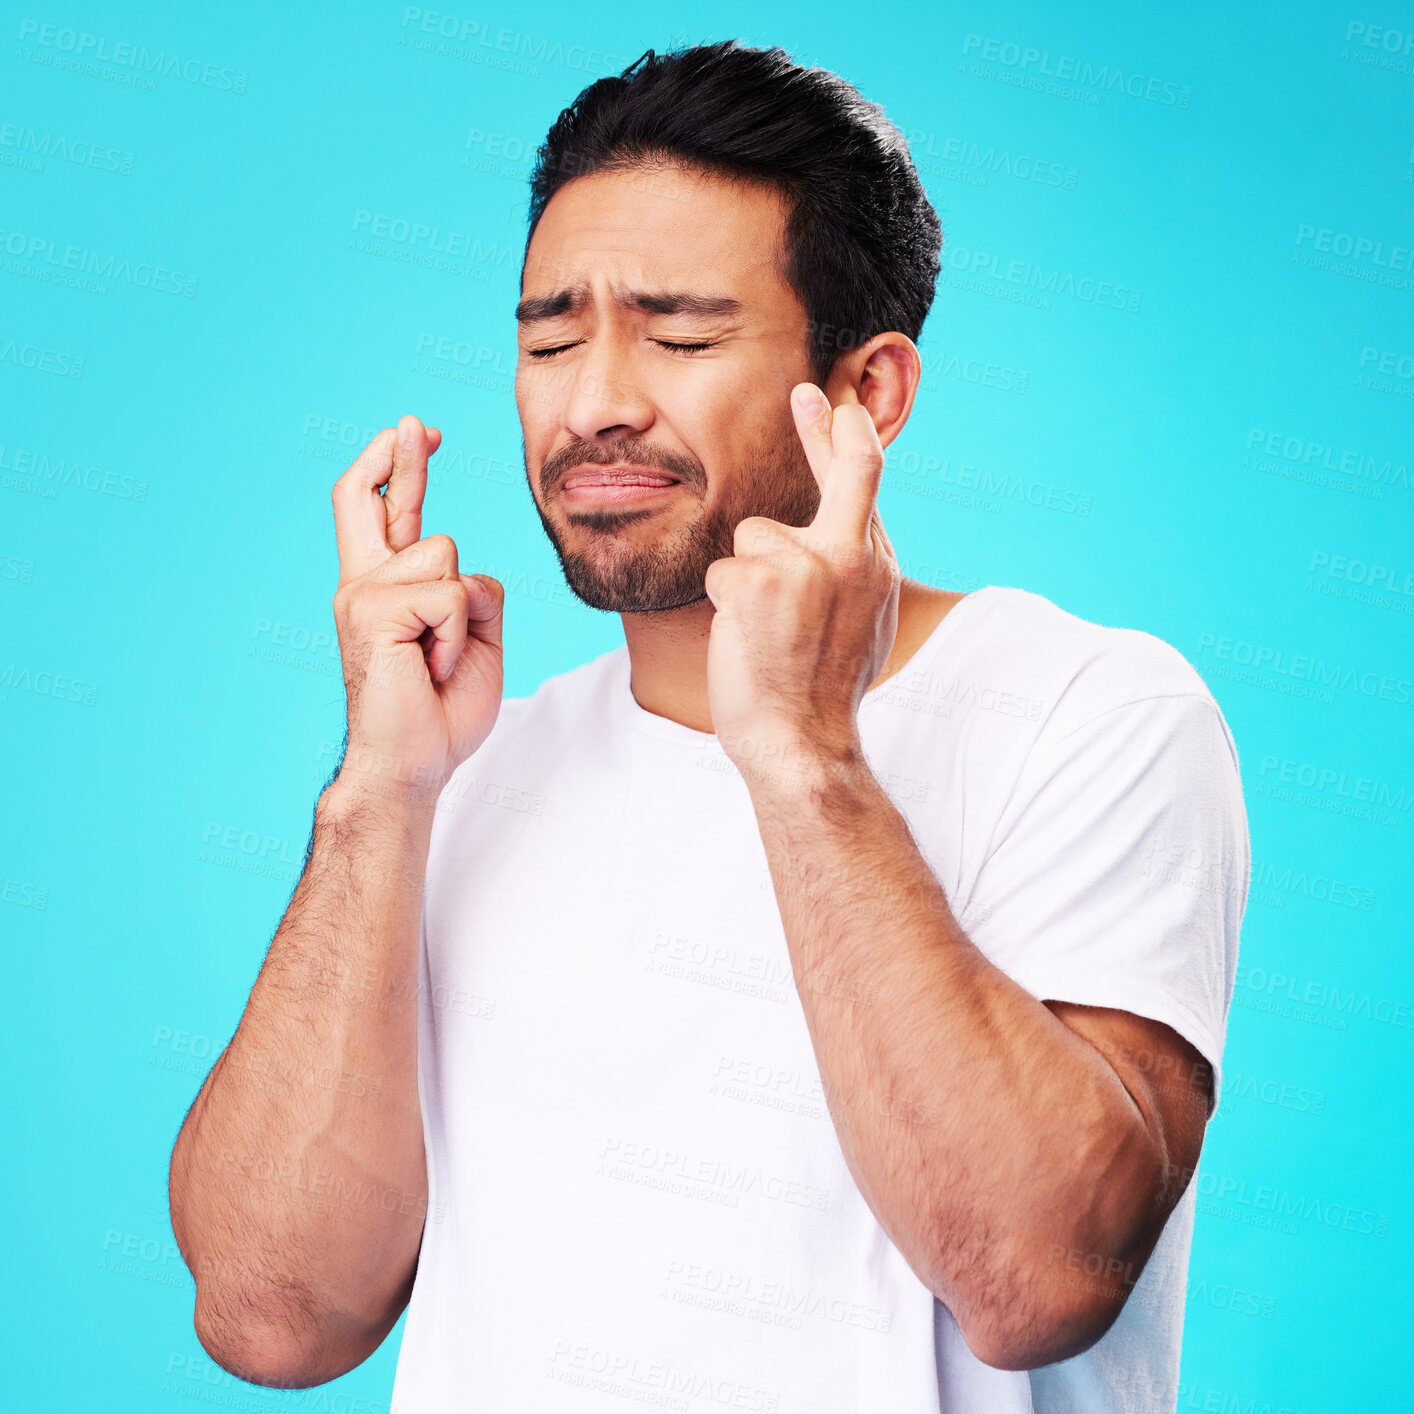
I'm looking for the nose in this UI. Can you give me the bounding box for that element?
[561,329,655,443]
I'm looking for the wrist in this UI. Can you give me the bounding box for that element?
[728,729,870,801]
[321,765,447,823]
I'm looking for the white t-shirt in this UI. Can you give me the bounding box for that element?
[391,583,1250,1414]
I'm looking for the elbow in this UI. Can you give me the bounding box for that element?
[956,1289,1122,1372]
[944,1231,1142,1372]
[182,1242,414,1388]
[946,1225,1150,1369]
[958,1112,1168,1367]
[192,1283,348,1390]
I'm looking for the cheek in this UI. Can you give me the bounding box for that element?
[515,379,562,463]
[730,406,800,479]
[514,371,544,423]
[516,355,573,407]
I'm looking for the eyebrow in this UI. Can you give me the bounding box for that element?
[515,284,744,325]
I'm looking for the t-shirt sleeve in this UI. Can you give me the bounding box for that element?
[958,691,1250,1117]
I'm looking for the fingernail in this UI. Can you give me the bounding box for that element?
[398,418,415,446]
[795,385,827,416]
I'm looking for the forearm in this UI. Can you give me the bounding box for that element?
[170,775,436,1382]
[748,748,1164,1364]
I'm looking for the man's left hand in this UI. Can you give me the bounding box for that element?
[703,383,902,780]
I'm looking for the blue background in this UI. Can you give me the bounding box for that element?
[3,1,1411,1409]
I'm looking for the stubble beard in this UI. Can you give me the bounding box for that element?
[528,426,821,614]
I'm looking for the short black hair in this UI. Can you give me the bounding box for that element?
[524,40,943,384]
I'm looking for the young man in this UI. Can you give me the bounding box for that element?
[170,41,1249,1413]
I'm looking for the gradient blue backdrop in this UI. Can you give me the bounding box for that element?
[3,2,1412,1409]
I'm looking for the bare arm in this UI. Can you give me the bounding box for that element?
[169,779,437,1385]
[169,416,504,1386]
[747,754,1210,1371]
[702,384,1210,1371]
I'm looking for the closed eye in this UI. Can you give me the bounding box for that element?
[654,340,715,355]
[524,338,718,360]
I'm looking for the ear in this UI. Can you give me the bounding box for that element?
[822,333,921,451]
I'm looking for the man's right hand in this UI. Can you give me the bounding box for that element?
[331,413,504,796]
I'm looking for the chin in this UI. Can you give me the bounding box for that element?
[563,575,710,614]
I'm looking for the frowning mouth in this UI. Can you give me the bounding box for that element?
[561,463,680,490]
[559,463,683,505]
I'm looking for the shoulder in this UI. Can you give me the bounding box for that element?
[972,584,1216,708]
[964,585,1235,758]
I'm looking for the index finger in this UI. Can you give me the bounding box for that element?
[811,400,885,543]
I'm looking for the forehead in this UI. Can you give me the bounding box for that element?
[521,162,795,310]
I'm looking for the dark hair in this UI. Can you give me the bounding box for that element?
[524,41,942,384]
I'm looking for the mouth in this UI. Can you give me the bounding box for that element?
[559,463,683,506]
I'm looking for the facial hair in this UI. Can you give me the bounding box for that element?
[527,422,822,613]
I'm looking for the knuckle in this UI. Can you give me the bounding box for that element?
[389,544,430,578]
[705,556,738,591]
[356,429,393,463]
[733,516,771,551]
[332,583,358,619]
[417,577,458,611]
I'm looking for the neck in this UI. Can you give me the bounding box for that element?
[620,578,968,735]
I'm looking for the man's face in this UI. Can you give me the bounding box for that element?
[515,162,822,613]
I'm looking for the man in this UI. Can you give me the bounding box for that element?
[169,41,1249,1413]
